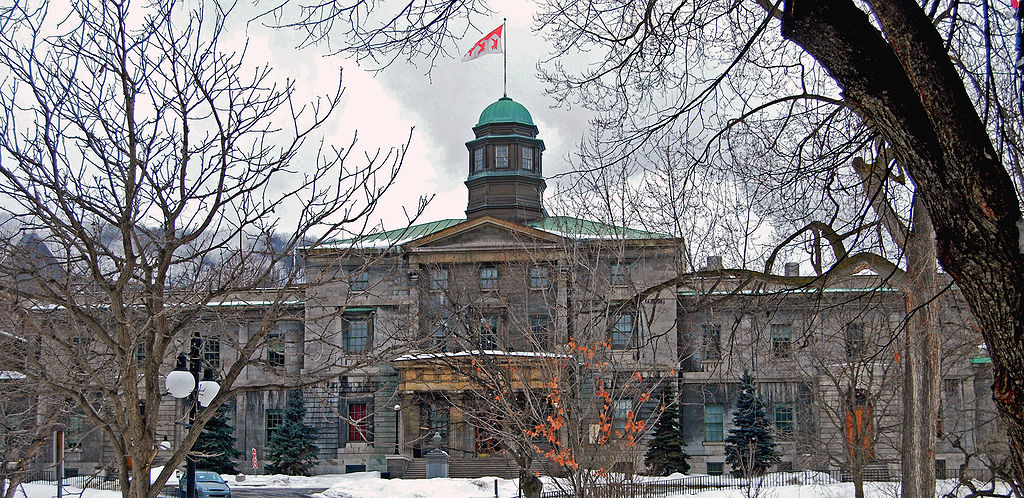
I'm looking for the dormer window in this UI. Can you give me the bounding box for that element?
[474,148,484,172]
[495,145,508,169]
[522,147,533,171]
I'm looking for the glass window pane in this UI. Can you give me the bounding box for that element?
[474,148,484,172]
[268,332,285,367]
[774,402,794,435]
[480,267,498,290]
[610,262,630,286]
[346,319,369,352]
[495,146,508,168]
[529,266,549,288]
[771,324,792,357]
[430,268,449,290]
[611,313,634,349]
[522,147,533,170]
[704,404,724,442]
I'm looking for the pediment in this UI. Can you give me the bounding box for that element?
[403,216,563,253]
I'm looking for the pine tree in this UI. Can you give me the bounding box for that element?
[724,371,778,477]
[192,404,242,474]
[643,388,691,476]
[265,390,319,476]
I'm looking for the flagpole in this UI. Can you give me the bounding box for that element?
[503,18,507,97]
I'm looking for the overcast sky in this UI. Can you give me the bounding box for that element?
[245,1,593,232]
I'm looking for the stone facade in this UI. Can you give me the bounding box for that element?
[46,96,998,480]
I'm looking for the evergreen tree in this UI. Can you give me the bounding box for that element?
[265,390,319,476]
[724,371,778,477]
[192,404,242,474]
[643,388,691,476]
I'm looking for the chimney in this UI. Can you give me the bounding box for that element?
[784,262,800,277]
[706,256,723,271]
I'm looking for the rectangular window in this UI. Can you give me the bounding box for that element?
[495,145,508,168]
[774,402,794,436]
[427,404,449,439]
[529,266,549,289]
[64,414,85,448]
[345,317,370,353]
[265,409,283,441]
[202,335,221,370]
[479,315,499,349]
[704,404,724,442]
[430,268,449,290]
[479,267,498,290]
[432,325,448,351]
[771,323,792,357]
[845,322,865,358]
[613,399,632,433]
[529,314,550,349]
[349,269,369,292]
[474,148,484,172]
[701,324,722,361]
[610,313,635,350]
[522,147,533,170]
[72,336,90,350]
[610,262,630,286]
[706,462,724,476]
[267,331,285,368]
[134,340,146,363]
[348,402,371,442]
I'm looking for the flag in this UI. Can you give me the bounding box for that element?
[462,24,503,62]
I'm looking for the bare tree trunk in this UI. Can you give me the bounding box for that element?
[901,197,939,498]
[782,0,1024,488]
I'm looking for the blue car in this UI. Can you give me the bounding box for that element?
[178,471,231,498]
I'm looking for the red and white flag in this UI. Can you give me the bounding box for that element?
[462,24,503,62]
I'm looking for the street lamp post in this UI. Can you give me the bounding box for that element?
[165,333,220,498]
[393,404,401,455]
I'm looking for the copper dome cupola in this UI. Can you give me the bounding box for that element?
[464,97,547,223]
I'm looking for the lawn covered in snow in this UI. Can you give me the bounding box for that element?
[8,472,1016,498]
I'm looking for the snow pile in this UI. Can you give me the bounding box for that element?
[224,472,347,488]
[314,472,520,498]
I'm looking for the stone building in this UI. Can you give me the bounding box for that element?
[38,96,999,481]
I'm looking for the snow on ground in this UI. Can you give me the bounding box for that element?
[15,482,123,498]
[669,479,1014,498]
[224,472,351,488]
[9,473,1016,498]
[313,472,521,498]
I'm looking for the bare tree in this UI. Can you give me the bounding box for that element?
[0,0,417,496]
[269,1,1024,491]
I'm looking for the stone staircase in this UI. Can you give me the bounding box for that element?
[402,456,554,479]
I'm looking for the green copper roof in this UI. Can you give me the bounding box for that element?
[476,97,535,127]
[323,215,668,251]
[324,219,465,249]
[527,216,670,239]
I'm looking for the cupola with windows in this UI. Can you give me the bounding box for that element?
[464,97,547,223]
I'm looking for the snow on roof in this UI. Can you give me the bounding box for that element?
[394,349,569,362]
[317,219,466,251]
[1,330,29,343]
[319,215,670,252]
[0,371,27,380]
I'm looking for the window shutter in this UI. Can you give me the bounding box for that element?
[338,399,349,448]
[366,398,375,443]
